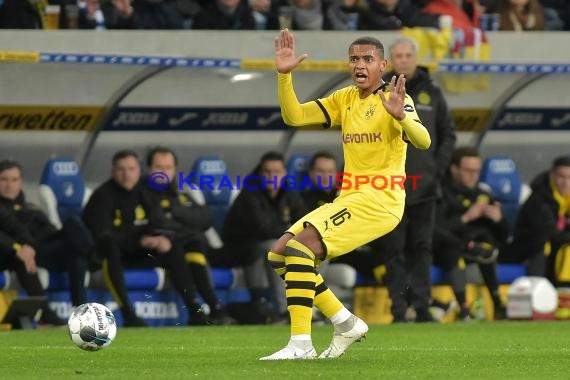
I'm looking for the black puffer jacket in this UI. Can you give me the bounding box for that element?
[0,205,35,255]
[437,177,510,246]
[511,172,570,260]
[0,192,57,246]
[83,179,166,249]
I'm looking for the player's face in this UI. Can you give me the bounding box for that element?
[348,44,387,96]
[149,153,177,185]
[551,165,570,197]
[451,156,482,189]
[112,156,141,191]
[390,42,418,78]
[260,159,287,191]
[0,167,23,201]
[310,157,337,191]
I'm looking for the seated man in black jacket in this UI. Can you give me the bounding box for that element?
[145,146,235,324]
[0,162,66,326]
[505,155,570,284]
[437,147,509,320]
[83,150,206,327]
[223,151,307,322]
[0,160,93,307]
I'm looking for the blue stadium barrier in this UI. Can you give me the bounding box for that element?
[13,50,570,74]
[497,264,528,284]
[44,267,248,326]
[355,264,528,288]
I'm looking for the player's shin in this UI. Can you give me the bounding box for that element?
[284,240,316,338]
[269,250,348,324]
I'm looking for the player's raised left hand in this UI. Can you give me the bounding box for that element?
[379,74,406,121]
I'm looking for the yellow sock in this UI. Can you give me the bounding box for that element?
[267,248,343,321]
[284,240,316,336]
[314,273,344,319]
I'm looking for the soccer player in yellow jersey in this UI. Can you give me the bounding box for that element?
[259,29,431,361]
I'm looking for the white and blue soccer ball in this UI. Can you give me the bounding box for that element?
[68,303,117,351]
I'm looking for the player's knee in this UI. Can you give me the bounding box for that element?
[270,233,293,255]
[289,225,325,260]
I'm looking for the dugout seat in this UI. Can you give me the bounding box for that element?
[36,158,92,300]
[185,156,239,249]
[38,158,91,230]
[286,153,312,191]
[0,270,9,290]
[479,156,531,228]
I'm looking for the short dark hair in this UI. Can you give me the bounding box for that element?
[309,151,337,170]
[253,151,285,176]
[349,37,385,58]
[450,147,480,167]
[0,160,22,175]
[260,151,284,165]
[146,146,178,168]
[551,155,570,171]
[112,149,139,167]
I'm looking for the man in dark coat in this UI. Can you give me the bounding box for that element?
[379,37,456,322]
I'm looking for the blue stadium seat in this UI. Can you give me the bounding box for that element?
[0,270,8,290]
[286,153,312,190]
[479,156,525,228]
[38,158,91,229]
[188,156,237,235]
[431,265,446,285]
[211,268,234,289]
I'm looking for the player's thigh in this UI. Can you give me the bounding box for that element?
[299,195,400,259]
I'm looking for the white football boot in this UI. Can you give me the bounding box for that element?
[259,341,317,361]
[319,316,368,359]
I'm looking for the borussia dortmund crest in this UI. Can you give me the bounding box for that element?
[418,91,431,105]
[364,104,377,120]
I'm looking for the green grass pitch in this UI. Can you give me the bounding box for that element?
[2,321,569,379]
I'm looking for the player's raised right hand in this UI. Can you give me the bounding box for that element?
[274,28,308,74]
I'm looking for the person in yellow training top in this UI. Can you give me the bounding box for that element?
[260,29,431,361]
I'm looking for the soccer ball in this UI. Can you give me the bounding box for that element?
[68,303,117,351]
